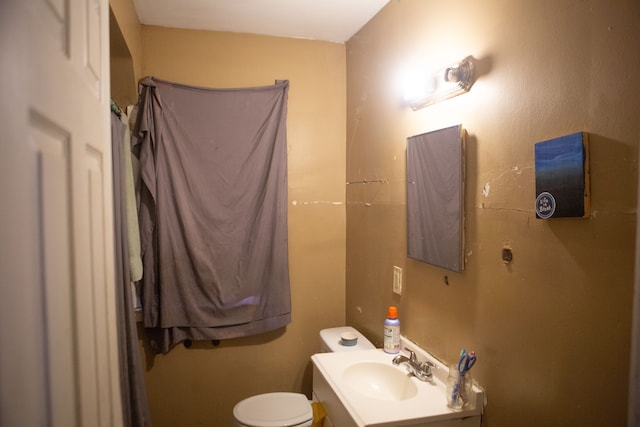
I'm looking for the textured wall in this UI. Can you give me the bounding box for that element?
[111,0,639,424]
[345,0,639,425]
[138,27,347,426]
[109,0,142,81]
[109,8,137,107]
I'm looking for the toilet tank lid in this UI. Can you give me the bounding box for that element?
[233,392,312,427]
[320,326,375,352]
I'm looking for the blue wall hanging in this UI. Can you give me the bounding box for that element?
[534,132,590,219]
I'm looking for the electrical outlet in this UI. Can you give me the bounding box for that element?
[392,266,402,295]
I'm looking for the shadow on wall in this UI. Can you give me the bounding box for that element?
[138,323,287,370]
[545,133,637,270]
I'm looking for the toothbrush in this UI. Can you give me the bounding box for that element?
[451,349,476,407]
[450,349,466,406]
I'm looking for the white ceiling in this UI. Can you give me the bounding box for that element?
[132,0,390,43]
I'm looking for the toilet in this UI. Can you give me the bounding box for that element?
[232,326,375,427]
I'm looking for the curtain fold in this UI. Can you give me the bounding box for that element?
[132,77,291,354]
[112,111,152,426]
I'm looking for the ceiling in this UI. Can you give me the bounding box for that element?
[131,0,390,43]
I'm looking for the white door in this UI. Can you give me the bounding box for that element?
[0,1,122,426]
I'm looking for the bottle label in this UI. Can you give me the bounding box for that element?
[383,325,400,353]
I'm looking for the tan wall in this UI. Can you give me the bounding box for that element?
[346,1,639,426]
[110,0,638,425]
[109,0,142,81]
[109,8,137,107]
[138,26,346,426]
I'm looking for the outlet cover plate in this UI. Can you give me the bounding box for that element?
[393,266,402,295]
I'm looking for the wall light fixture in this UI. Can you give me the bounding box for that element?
[404,56,475,110]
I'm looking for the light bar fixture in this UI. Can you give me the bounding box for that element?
[404,56,475,110]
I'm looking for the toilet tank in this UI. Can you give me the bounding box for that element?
[319,326,375,352]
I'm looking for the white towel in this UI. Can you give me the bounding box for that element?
[122,106,143,283]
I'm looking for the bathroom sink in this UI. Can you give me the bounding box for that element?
[343,362,418,401]
[311,337,484,426]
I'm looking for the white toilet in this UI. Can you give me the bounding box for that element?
[232,326,375,427]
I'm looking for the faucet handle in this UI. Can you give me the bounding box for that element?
[416,359,435,380]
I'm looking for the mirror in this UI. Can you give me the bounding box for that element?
[406,124,465,272]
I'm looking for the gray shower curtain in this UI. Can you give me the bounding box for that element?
[112,111,152,426]
[133,77,291,354]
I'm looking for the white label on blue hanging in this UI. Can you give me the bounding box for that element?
[536,192,556,218]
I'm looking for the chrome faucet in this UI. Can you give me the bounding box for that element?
[392,349,434,382]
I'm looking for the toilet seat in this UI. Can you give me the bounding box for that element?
[233,392,313,427]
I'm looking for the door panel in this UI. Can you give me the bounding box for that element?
[86,0,104,88]
[30,111,77,426]
[37,0,70,56]
[0,0,122,425]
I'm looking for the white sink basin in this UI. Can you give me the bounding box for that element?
[343,361,418,401]
[311,337,484,427]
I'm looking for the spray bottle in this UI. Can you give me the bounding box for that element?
[383,306,400,353]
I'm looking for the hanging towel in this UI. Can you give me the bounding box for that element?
[132,77,291,353]
[311,402,327,427]
[121,107,143,283]
[111,112,152,426]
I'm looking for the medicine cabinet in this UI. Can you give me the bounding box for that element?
[406,124,465,272]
